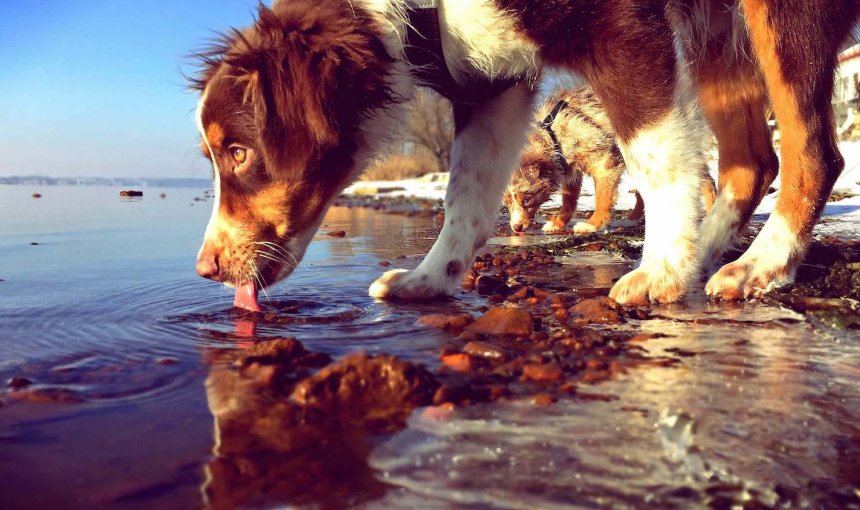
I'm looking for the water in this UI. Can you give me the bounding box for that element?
[1,185,859,509]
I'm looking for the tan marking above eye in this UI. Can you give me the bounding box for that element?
[205,122,225,149]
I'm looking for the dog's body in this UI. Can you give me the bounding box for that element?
[192,0,859,307]
[503,86,717,235]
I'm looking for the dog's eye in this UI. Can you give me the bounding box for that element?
[230,146,247,165]
[522,195,533,207]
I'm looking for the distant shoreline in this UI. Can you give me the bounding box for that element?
[0,176,211,188]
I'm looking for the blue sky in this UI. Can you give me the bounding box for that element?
[0,1,262,178]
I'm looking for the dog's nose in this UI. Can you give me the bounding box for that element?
[196,250,221,281]
[511,223,524,233]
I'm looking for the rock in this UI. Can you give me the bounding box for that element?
[378,260,391,267]
[290,353,438,427]
[7,376,32,389]
[475,275,505,295]
[533,393,556,406]
[241,337,332,368]
[32,193,42,198]
[568,298,623,325]
[119,190,143,197]
[417,313,474,333]
[441,353,473,373]
[326,230,347,237]
[462,341,507,360]
[8,387,85,403]
[155,357,177,366]
[462,307,534,338]
[522,363,563,383]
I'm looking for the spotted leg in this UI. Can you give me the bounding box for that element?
[542,180,581,233]
[369,84,535,299]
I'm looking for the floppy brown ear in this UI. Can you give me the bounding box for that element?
[227,3,394,176]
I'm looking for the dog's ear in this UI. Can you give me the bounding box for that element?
[226,4,393,176]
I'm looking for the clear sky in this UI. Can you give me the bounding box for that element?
[0,1,262,178]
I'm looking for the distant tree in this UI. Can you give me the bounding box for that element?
[403,89,454,172]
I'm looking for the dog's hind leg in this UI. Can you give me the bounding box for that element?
[700,166,717,215]
[693,54,778,272]
[369,84,535,299]
[705,0,859,300]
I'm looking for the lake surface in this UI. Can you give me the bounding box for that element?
[1,185,859,509]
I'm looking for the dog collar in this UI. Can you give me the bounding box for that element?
[540,99,571,175]
[404,0,517,105]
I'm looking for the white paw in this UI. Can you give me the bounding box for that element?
[704,258,793,301]
[572,222,597,235]
[369,269,455,300]
[609,262,693,305]
[542,221,565,234]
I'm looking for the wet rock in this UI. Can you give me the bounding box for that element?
[7,376,32,389]
[462,341,507,360]
[568,298,623,325]
[532,393,556,406]
[522,363,563,383]
[440,353,473,373]
[326,230,347,237]
[378,260,391,267]
[476,275,505,295]
[8,387,86,404]
[155,357,177,366]
[290,353,438,428]
[417,313,474,333]
[119,190,143,197]
[461,307,534,338]
[32,193,42,198]
[241,338,332,368]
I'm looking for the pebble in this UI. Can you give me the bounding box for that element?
[417,313,474,333]
[522,363,563,383]
[326,230,347,237]
[462,341,507,360]
[476,275,505,295]
[7,376,33,389]
[441,353,473,373]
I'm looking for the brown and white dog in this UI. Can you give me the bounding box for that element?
[191,0,859,308]
[503,86,717,235]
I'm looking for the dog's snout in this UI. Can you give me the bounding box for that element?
[196,247,221,281]
[511,223,525,233]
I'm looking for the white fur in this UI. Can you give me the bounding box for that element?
[370,84,535,298]
[699,183,741,268]
[438,0,539,81]
[705,212,800,297]
[196,89,223,261]
[609,70,708,304]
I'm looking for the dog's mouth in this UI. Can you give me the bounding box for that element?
[232,257,287,312]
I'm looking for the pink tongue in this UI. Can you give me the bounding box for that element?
[233,282,260,312]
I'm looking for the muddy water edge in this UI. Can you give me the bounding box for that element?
[1,187,859,509]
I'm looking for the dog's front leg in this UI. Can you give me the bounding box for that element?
[369,84,535,299]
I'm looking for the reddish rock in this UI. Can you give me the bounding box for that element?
[568,298,623,325]
[522,363,563,383]
[290,353,438,427]
[533,393,556,406]
[326,230,347,237]
[417,313,474,333]
[441,353,473,373]
[476,275,505,295]
[7,376,32,389]
[461,307,534,338]
[378,260,391,267]
[155,357,178,366]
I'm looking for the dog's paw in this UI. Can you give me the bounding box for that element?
[369,269,453,300]
[609,263,690,305]
[572,222,597,235]
[705,259,791,301]
[542,220,566,234]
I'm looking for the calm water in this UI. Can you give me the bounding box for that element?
[1,185,859,509]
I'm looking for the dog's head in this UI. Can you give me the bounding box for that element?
[503,144,559,232]
[190,3,393,298]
